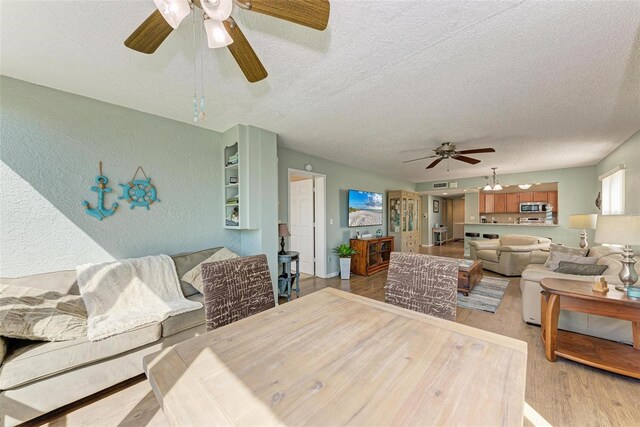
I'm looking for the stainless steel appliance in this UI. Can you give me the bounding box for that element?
[519,202,547,213]
[518,217,545,224]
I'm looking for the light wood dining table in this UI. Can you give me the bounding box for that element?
[144,288,527,426]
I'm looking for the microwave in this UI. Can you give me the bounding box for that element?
[519,202,547,213]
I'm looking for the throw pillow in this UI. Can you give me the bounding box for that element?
[181,247,239,293]
[555,261,608,276]
[544,243,589,270]
[0,284,87,341]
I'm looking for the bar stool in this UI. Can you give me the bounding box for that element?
[465,232,480,240]
[483,233,499,240]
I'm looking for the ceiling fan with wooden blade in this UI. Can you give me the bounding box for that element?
[124,0,330,83]
[403,142,496,169]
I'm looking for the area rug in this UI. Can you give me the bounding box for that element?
[457,277,510,314]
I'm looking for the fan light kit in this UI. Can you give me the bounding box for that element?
[125,0,330,83]
[403,142,496,171]
[483,168,503,191]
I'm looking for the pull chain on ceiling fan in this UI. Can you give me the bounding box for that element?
[403,142,496,170]
[125,0,331,83]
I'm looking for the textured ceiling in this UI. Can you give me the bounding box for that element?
[2,1,639,182]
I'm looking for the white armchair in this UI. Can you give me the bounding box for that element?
[469,234,552,276]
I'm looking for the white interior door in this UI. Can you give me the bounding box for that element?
[289,179,315,275]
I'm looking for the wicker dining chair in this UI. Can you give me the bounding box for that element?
[201,254,275,331]
[385,252,459,321]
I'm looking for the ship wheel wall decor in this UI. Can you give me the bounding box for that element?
[119,167,160,210]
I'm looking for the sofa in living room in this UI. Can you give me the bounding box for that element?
[469,234,552,276]
[520,245,635,344]
[0,247,232,427]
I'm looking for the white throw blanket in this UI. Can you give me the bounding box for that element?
[76,255,202,341]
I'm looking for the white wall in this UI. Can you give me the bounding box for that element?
[1,77,243,276]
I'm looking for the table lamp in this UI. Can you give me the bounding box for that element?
[594,214,640,294]
[568,214,598,249]
[278,223,291,255]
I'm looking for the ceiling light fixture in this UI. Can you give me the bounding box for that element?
[154,0,191,29]
[483,167,502,191]
[518,184,532,190]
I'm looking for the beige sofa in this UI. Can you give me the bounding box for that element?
[520,246,635,344]
[469,234,552,276]
[0,247,220,427]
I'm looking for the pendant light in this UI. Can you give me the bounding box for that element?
[154,0,191,29]
[483,168,502,191]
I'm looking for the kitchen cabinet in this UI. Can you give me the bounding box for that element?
[519,192,533,203]
[506,193,520,213]
[484,193,495,213]
[479,193,486,213]
[547,191,558,212]
[494,194,506,213]
[533,192,548,202]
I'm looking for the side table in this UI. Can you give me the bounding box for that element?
[278,251,300,301]
[540,278,640,379]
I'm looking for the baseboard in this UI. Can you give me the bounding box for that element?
[421,244,433,248]
[325,271,340,278]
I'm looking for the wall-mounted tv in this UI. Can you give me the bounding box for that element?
[348,189,383,227]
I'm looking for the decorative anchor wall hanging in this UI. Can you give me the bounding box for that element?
[82,161,119,221]
[119,166,160,210]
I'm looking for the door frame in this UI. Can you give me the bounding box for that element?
[287,169,328,278]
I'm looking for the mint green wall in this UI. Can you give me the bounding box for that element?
[416,166,598,245]
[278,147,415,275]
[596,130,640,215]
[1,77,280,278]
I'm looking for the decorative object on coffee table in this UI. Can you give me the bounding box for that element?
[540,278,640,378]
[594,214,640,293]
[278,223,290,255]
[458,259,483,296]
[569,214,597,249]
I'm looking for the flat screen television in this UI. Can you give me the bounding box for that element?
[348,189,383,227]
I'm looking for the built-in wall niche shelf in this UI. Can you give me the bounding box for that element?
[222,129,261,230]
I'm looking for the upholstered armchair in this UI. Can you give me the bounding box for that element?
[469,234,551,276]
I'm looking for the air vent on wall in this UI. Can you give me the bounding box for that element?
[433,182,448,189]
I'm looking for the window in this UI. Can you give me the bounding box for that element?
[600,166,625,215]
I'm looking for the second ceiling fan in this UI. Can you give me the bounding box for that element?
[124,0,330,83]
[403,142,496,169]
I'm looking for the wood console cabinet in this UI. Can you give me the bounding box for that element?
[350,237,394,276]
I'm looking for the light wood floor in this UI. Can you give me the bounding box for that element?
[34,242,640,427]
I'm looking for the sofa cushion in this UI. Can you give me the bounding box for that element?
[544,243,589,270]
[587,246,624,259]
[555,261,608,276]
[501,235,548,246]
[160,293,205,337]
[0,284,87,341]
[0,270,79,296]
[0,337,6,365]
[181,248,239,293]
[476,249,500,263]
[0,323,161,390]
[171,247,224,297]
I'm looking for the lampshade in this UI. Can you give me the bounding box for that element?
[493,183,503,191]
[594,215,640,245]
[568,214,597,230]
[278,223,291,237]
[201,0,233,20]
[483,184,492,191]
[154,0,191,29]
[204,19,233,48]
